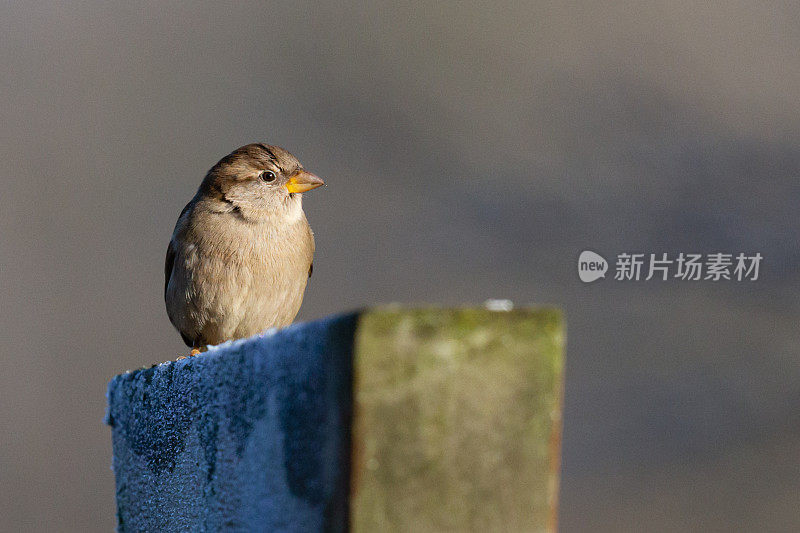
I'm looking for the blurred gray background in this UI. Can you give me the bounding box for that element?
[1,2,799,531]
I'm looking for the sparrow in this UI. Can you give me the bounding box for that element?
[164,143,324,356]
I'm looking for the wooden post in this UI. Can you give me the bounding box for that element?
[106,307,564,532]
[351,308,564,532]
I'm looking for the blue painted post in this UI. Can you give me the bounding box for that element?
[106,313,357,532]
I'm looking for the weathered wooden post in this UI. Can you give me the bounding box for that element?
[106,307,564,532]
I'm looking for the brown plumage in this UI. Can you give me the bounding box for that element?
[165,143,324,351]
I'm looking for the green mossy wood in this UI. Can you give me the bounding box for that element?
[351,308,565,533]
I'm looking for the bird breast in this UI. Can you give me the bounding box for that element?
[168,205,313,344]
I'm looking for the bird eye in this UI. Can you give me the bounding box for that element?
[260,171,277,183]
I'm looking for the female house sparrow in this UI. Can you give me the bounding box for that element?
[165,143,324,355]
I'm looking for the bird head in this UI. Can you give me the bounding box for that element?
[199,143,324,219]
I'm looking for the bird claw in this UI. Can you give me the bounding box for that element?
[176,348,201,361]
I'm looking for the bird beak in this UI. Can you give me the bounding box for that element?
[285,170,325,193]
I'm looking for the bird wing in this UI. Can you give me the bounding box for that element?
[166,240,196,348]
[307,221,315,279]
[165,201,200,349]
[165,239,176,299]
[165,202,193,299]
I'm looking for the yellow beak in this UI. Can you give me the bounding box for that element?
[285,170,325,194]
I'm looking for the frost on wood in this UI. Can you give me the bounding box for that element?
[105,314,356,533]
